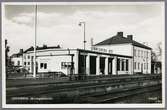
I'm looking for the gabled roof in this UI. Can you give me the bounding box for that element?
[11,53,22,58]
[95,32,151,50]
[24,45,61,53]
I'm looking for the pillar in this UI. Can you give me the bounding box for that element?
[120,58,122,71]
[75,51,79,74]
[112,56,117,75]
[96,56,100,75]
[105,57,108,75]
[124,59,126,71]
[127,59,130,74]
[86,55,90,75]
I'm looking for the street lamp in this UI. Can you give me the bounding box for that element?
[78,21,86,80]
[78,22,86,50]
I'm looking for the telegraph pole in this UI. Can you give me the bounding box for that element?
[33,4,37,78]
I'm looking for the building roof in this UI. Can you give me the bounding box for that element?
[11,49,23,58]
[77,49,132,58]
[95,32,152,50]
[24,45,61,53]
[11,53,23,58]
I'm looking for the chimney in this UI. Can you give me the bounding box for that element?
[91,38,94,46]
[117,32,123,37]
[19,49,23,54]
[127,35,133,40]
[43,44,47,48]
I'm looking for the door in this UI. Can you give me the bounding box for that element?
[90,56,96,75]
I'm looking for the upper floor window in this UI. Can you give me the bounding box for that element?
[17,61,20,66]
[28,55,30,59]
[146,52,149,58]
[134,49,136,57]
[138,50,140,57]
[141,50,143,58]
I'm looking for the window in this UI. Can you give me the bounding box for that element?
[134,49,136,57]
[44,63,47,69]
[24,62,26,66]
[138,50,140,57]
[17,61,20,66]
[122,60,124,71]
[40,63,44,68]
[141,50,143,58]
[40,63,47,69]
[28,55,30,59]
[117,59,120,71]
[134,62,136,69]
[138,63,140,70]
[28,62,30,65]
[126,60,128,71]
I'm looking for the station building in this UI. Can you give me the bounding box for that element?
[94,32,152,74]
[11,32,151,75]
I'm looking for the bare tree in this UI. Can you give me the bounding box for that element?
[156,42,162,61]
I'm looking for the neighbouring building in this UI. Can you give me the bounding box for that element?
[11,49,24,68]
[94,32,152,74]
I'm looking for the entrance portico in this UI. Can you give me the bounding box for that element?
[78,49,132,76]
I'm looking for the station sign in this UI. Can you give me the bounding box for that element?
[91,46,113,54]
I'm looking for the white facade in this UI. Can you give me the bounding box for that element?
[94,43,151,74]
[21,48,132,76]
[133,46,151,74]
[95,43,133,56]
[11,56,23,67]
[23,49,78,75]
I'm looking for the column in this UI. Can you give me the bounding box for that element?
[124,59,126,71]
[105,57,108,75]
[86,55,90,75]
[112,56,117,75]
[96,56,100,75]
[120,58,122,72]
[75,51,79,74]
[128,59,131,74]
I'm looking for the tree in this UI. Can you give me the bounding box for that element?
[151,50,157,62]
[157,42,162,61]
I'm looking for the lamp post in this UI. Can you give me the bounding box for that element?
[33,4,37,78]
[79,21,86,80]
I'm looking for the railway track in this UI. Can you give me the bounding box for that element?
[7,74,161,88]
[6,74,162,104]
[78,84,161,103]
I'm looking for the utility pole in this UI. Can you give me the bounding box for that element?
[33,4,37,78]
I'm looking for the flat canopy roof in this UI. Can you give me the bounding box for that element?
[77,49,132,58]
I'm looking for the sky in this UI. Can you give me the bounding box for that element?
[3,2,164,55]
